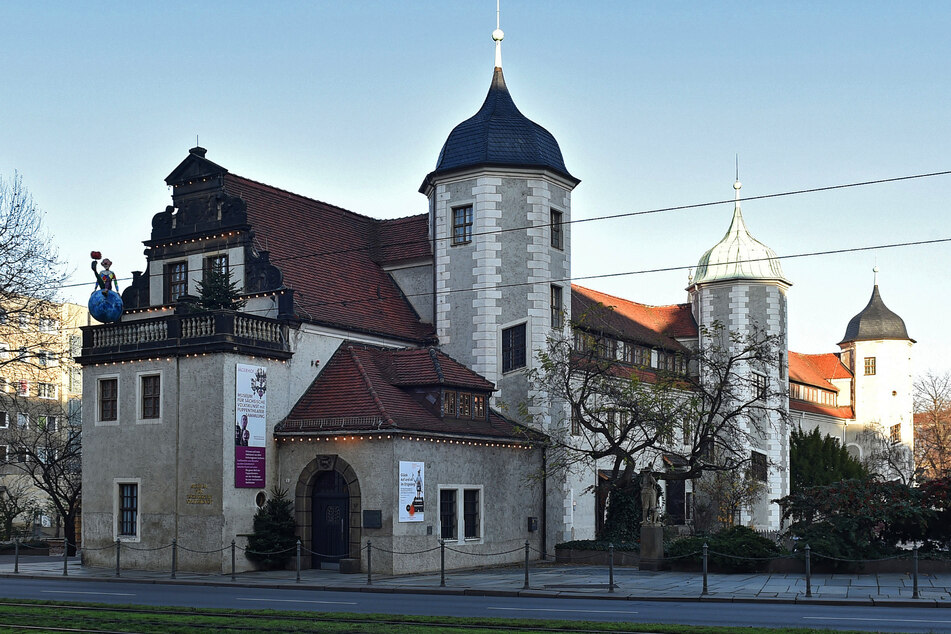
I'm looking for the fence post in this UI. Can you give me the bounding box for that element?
[609,543,615,593]
[804,544,812,598]
[231,539,236,581]
[366,540,372,586]
[62,539,68,576]
[296,539,301,583]
[440,539,446,587]
[171,538,177,579]
[115,539,121,578]
[701,542,708,596]
[913,546,919,599]
[13,538,18,574]
[523,540,530,590]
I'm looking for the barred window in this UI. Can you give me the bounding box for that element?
[118,483,138,536]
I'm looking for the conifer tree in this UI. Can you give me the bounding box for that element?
[196,267,246,311]
[246,488,296,569]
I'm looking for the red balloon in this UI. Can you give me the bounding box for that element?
[90,250,102,260]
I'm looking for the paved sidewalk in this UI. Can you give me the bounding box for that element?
[1,556,949,606]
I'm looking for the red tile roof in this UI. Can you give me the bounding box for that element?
[223,174,434,343]
[279,345,532,440]
[789,400,854,420]
[571,285,697,350]
[788,351,852,391]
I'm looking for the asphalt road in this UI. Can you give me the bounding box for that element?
[0,577,948,632]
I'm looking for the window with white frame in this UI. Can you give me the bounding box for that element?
[551,285,563,329]
[451,205,473,245]
[38,383,57,399]
[98,377,118,423]
[37,415,57,432]
[38,350,57,367]
[16,413,28,429]
[140,374,161,420]
[438,485,483,542]
[16,381,29,397]
[117,481,139,539]
[0,412,6,428]
[0,446,7,463]
[752,373,767,401]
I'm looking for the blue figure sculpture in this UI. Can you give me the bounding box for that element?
[88,253,124,323]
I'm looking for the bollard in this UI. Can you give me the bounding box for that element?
[440,539,446,587]
[804,544,812,598]
[13,538,19,574]
[913,547,919,599]
[231,540,236,582]
[115,539,121,578]
[171,539,177,579]
[367,540,372,586]
[63,539,69,576]
[701,542,708,596]
[609,543,615,593]
[523,540,530,590]
[296,539,301,583]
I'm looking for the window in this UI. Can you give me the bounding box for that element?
[17,413,28,429]
[18,314,29,328]
[550,209,563,250]
[890,423,901,444]
[463,489,481,539]
[0,412,6,429]
[622,342,649,366]
[439,489,457,540]
[69,335,82,357]
[38,350,56,366]
[752,374,767,401]
[167,261,188,302]
[141,375,160,419]
[118,483,138,537]
[38,318,58,333]
[501,323,526,373]
[439,486,483,542]
[69,368,82,393]
[550,285,563,329]
[0,446,6,463]
[443,390,457,417]
[0,308,6,323]
[864,357,876,376]
[458,392,471,418]
[38,383,57,399]
[596,336,616,360]
[37,446,55,464]
[204,254,229,278]
[37,415,57,432]
[472,394,486,419]
[0,344,7,360]
[570,409,581,436]
[16,381,29,397]
[451,205,473,245]
[751,451,768,482]
[99,378,118,422]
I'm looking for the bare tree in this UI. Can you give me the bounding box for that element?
[530,312,786,534]
[0,172,69,372]
[1,395,81,553]
[0,476,39,540]
[913,371,951,480]
[856,422,913,485]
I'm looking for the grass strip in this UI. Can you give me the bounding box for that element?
[0,600,869,634]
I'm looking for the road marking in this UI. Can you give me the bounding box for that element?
[238,597,358,606]
[804,617,951,624]
[42,590,135,597]
[488,607,638,615]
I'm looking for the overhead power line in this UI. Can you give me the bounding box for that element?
[58,168,951,291]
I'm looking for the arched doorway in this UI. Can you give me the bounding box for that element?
[311,470,349,568]
[294,454,362,570]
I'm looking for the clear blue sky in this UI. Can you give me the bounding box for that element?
[2,1,949,375]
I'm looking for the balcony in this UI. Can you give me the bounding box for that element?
[77,311,292,365]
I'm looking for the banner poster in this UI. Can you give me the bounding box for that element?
[235,364,267,488]
[398,461,425,522]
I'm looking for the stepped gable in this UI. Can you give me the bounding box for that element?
[223,174,434,343]
[788,351,852,391]
[840,284,913,344]
[422,67,578,190]
[572,284,697,350]
[279,345,532,440]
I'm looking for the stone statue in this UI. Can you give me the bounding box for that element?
[641,471,659,525]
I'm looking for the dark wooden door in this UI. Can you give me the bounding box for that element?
[312,471,349,568]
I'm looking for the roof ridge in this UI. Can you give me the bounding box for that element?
[428,347,446,383]
[572,284,687,310]
[379,213,428,224]
[348,346,396,427]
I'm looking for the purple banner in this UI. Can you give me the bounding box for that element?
[236,446,266,488]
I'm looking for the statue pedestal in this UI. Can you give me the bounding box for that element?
[639,524,664,571]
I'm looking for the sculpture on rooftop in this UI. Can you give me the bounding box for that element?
[88,251,124,323]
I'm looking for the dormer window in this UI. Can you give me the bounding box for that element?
[442,389,487,420]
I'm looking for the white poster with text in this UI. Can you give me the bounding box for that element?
[398,461,424,522]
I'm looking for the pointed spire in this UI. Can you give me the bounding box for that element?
[873,265,880,286]
[492,0,504,68]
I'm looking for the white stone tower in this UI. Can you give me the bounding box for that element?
[838,268,915,479]
[687,180,791,530]
[419,24,583,542]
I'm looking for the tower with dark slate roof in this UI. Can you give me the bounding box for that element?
[838,269,915,477]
